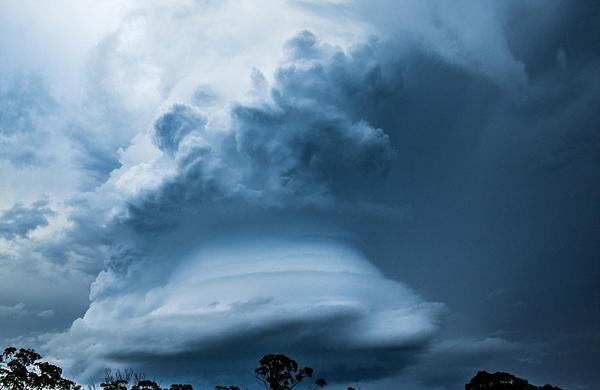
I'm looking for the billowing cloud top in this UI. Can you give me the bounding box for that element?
[142,32,396,214]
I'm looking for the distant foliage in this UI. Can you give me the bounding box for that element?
[466,371,562,390]
[99,369,192,390]
[0,347,81,390]
[100,378,192,390]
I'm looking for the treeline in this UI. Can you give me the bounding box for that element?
[0,346,562,390]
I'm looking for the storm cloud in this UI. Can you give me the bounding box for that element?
[41,30,442,384]
[0,1,599,389]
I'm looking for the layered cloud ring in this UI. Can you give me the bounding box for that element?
[48,236,442,380]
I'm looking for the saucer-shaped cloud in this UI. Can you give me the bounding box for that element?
[46,237,442,382]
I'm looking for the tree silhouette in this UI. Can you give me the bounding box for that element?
[130,380,162,390]
[101,378,195,390]
[100,380,129,390]
[0,347,81,390]
[254,354,326,390]
[3,345,571,390]
[466,371,562,390]
[101,377,194,390]
[99,368,193,390]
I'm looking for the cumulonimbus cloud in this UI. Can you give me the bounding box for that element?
[41,31,444,384]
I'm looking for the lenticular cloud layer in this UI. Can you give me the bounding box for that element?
[47,235,441,381]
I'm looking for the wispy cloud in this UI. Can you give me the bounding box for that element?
[0,303,27,318]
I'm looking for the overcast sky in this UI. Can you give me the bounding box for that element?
[0,1,599,389]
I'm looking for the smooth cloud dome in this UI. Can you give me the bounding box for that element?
[47,235,441,381]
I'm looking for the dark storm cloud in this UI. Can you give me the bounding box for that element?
[344,3,600,388]
[47,4,600,386]
[0,200,55,239]
[43,31,443,384]
[105,317,430,384]
[1,2,596,389]
[401,337,521,389]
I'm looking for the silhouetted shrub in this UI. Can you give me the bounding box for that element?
[466,371,562,390]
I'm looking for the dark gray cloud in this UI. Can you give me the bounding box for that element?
[344,3,600,388]
[0,200,55,240]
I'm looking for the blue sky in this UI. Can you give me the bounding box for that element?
[0,1,599,389]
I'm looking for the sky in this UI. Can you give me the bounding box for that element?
[0,1,599,389]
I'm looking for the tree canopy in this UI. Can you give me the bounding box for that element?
[466,371,562,390]
[254,354,326,390]
[0,347,81,390]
